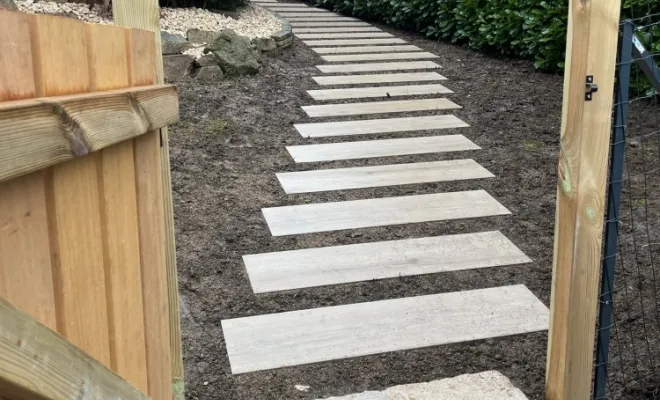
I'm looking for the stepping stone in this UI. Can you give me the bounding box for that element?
[222,284,549,373]
[313,71,446,85]
[294,27,383,33]
[322,52,438,62]
[302,98,460,118]
[287,17,360,21]
[305,38,405,46]
[313,45,421,54]
[290,21,371,27]
[317,61,440,73]
[295,115,469,138]
[307,83,453,100]
[259,2,307,6]
[277,159,493,194]
[269,7,320,11]
[286,135,480,162]
[278,12,341,17]
[262,190,510,236]
[243,231,529,292]
[296,32,394,39]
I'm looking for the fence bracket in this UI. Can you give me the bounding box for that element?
[585,75,599,100]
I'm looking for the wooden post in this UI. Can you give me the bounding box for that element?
[545,0,622,399]
[112,2,185,399]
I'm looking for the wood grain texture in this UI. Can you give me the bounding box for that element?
[223,285,548,373]
[302,98,460,117]
[307,83,452,100]
[294,27,383,33]
[262,190,511,236]
[322,52,439,62]
[296,32,394,39]
[286,135,480,162]
[0,172,57,330]
[317,61,440,73]
[295,115,469,138]
[545,0,622,399]
[0,11,36,101]
[244,231,530,293]
[312,71,446,85]
[290,21,370,27]
[276,159,493,193]
[305,38,405,46]
[0,84,179,183]
[313,45,421,54]
[0,297,149,400]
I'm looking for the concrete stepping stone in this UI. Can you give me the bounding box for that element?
[290,21,371,27]
[287,16,361,21]
[244,231,529,292]
[317,61,439,73]
[301,98,460,118]
[262,190,510,236]
[295,115,469,138]
[296,32,394,39]
[269,7,320,11]
[222,284,549,373]
[259,2,307,6]
[313,71,446,85]
[307,83,453,100]
[278,12,341,17]
[313,45,421,54]
[286,135,480,162]
[294,27,383,33]
[322,52,439,62]
[277,159,493,194]
[305,38,405,46]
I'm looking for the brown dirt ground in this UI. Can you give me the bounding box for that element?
[170,22,565,400]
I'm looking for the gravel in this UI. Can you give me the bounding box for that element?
[15,1,283,41]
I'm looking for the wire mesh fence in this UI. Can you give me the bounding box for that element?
[593,4,660,399]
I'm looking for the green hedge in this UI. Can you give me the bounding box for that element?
[313,0,660,73]
[159,0,247,11]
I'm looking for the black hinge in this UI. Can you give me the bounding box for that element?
[586,75,599,101]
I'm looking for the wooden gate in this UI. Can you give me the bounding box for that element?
[0,8,180,400]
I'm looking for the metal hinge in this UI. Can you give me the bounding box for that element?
[585,75,599,100]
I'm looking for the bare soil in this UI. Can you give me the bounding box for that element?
[170,24,565,400]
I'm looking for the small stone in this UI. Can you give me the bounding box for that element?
[187,28,221,45]
[196,361,209,373]
[162,31,192,55]
[295,385,311,392]
[203,381,209,386]
[629,139,641,148]
[163,54,195,82]
[196,53,218,67]
[195,65,224,81]
[205,29,261,76]
[0,0,18,10]
[252,37,277,52]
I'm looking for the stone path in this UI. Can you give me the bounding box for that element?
[224,1,548,395]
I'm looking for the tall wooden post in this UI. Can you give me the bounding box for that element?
[545,0,622,399]
[112,2,185,400]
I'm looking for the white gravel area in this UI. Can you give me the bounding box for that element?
[15,1,283,39]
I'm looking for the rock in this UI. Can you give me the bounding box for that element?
[0,0,17,10]
[187,28,221,45]
[195,66,224,81]
[162,32,192,55]
[196,54,218,67]
[253,37,277,52]
[163,54,194,82]
[205,29,261,76]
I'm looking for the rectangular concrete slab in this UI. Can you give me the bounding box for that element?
[277,159,494,194]
[322,52,439,62]
[295,115,469,138]
[222,284,549,373]
[313,71,446,85]
[294,27,383,33]
[290,21,371,27]
[286,135,480,162]
[262,190,510,236]
[305,38,406,46]
[313,45,422,54]
[244,231,530,292]
[287,17,360,21]
[259,2,308,6]
[278,12,341,17]
[269,7,320,11]
[307,83,453,100]
[317,61,439,73]
[296,32,394,39]
[302,98,461,118]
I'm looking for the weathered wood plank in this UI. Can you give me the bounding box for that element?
[0,11,36,101]
[0,84,179,183]
[244,231,530,292]
[295,115,469,137]
[312,45,421,54]
[313,72,446,85]
[302,98,460,117]
[286,135,480,162]
[262,190,510,236]
[305,38,405,46]
[0,297,150,400]
[294,27,383,33]
[296,32,394,39]
[223,285,548,373]
[277,159,493,193]
[317,61,440,73]
[307,83,452,100]
[322,52,438,62]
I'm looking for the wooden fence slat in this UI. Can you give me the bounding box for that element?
[0,11,36,101]
[127,29,157,87]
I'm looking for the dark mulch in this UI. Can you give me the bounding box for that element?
[170,23,566,400]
